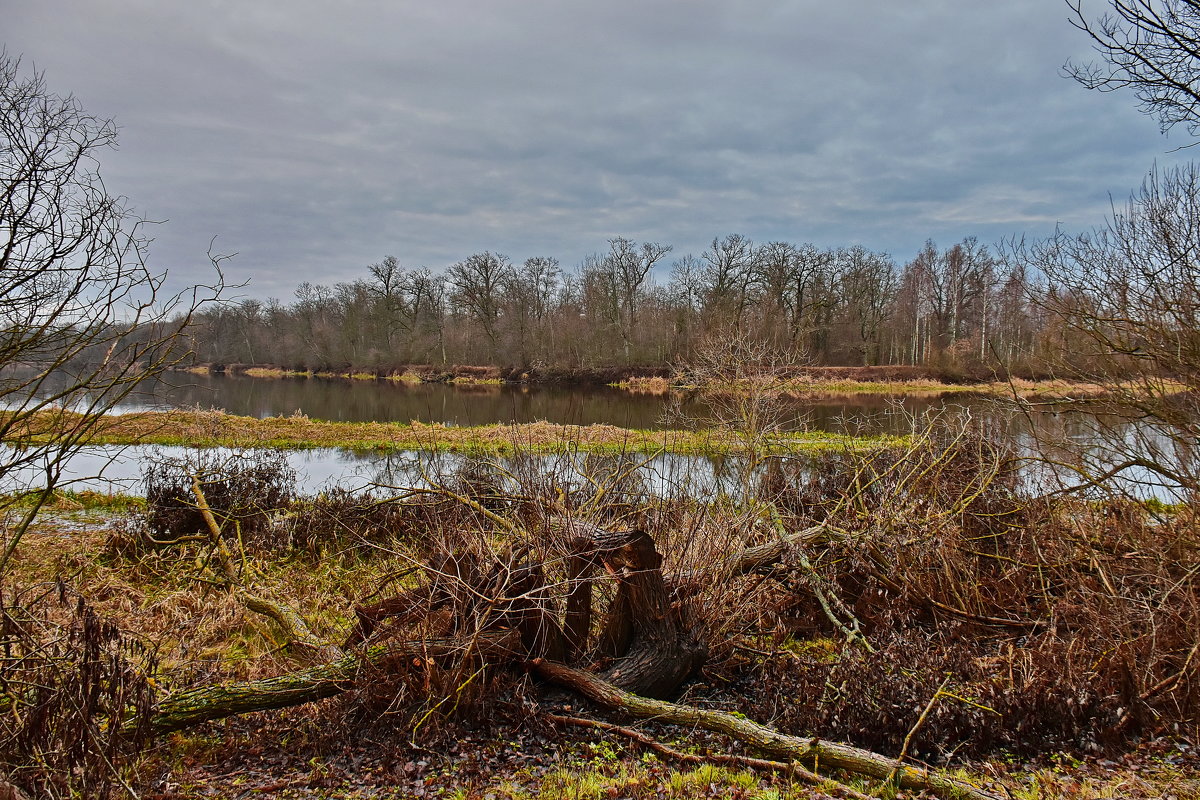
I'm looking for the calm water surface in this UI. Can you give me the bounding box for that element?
[14,372,1177,499]
[3,372,983,497]
[120,372,953,435]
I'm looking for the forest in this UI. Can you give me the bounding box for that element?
[185,236,1044,377]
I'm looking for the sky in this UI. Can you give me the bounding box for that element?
[5,1,1189,299]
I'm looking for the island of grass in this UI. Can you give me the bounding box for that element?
[6,409,905,456]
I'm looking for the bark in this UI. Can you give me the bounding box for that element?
[589,528,705,698]
[153,647,373,734]
[561,537,596,660]
[151,632,521,734]
[544,713,874,800]
[533,660,1002,800]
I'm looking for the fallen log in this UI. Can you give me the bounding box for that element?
[151,631,521,734]
[532,660,1003,800]
[544,713,874,800]
[148,509,1007,800]
[150,515,844,732]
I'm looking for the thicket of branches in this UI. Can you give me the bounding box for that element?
[0,53,223,571]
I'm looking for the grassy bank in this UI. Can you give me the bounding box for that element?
[186,363,1121,397]
[6,409,903,456]
[614,374,1115,398]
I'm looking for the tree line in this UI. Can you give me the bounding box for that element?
[185,234,1054,377]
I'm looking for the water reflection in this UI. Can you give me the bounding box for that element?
[7,371,1190,500]
[105,372,946,435]
[0,444,758,500]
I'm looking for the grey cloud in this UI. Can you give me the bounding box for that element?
[4,0,1185,297]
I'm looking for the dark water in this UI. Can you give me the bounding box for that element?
[118,372,952,435]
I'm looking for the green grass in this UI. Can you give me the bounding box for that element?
[4,409,905,457]
[0,488,144,512]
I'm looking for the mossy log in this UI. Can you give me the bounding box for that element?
[532,660,1002,800]
[151,632,520,734]
[152,648,371,734]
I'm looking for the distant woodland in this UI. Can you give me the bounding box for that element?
[185,235,1052,377]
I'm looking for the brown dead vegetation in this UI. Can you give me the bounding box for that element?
[2,418,1198,797]
[0,585,156,799]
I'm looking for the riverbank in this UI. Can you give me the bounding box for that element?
[181,362,1115,399]
[183,362,674,386]
[614,374,1112,398]
[9,409,904,455]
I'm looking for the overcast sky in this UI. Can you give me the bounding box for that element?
[6,1,1187,299]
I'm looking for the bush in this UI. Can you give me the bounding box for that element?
[141,449,295,551]
[0,586,156,799]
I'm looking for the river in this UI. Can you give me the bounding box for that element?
[115,371,952,434]
[6,372,1184,500]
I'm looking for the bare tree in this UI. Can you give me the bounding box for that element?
[699,234,756,332]
[1066,0,1200,139]
[832,246,897,366]
[447,252,512,361]
[366,255,412,353]
[410,267,448,364]
[502,256,560,365]
[897,239,995,369]
[604,237,672,362]
[1005,164,1200,496]
[0,54,223,572]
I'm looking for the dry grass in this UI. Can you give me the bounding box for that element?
[610,371,1124,403]
[2,408,902,455]
[240,367,307,378]
[655,376,1117,398]
[614,376,673,394]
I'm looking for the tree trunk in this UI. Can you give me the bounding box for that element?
[532,661,1002,800]
[590,528,705,698]
[151,632,521,734]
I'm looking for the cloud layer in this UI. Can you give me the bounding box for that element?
[6,1,1184,297]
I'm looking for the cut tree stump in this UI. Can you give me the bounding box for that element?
[585,526,705,698]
